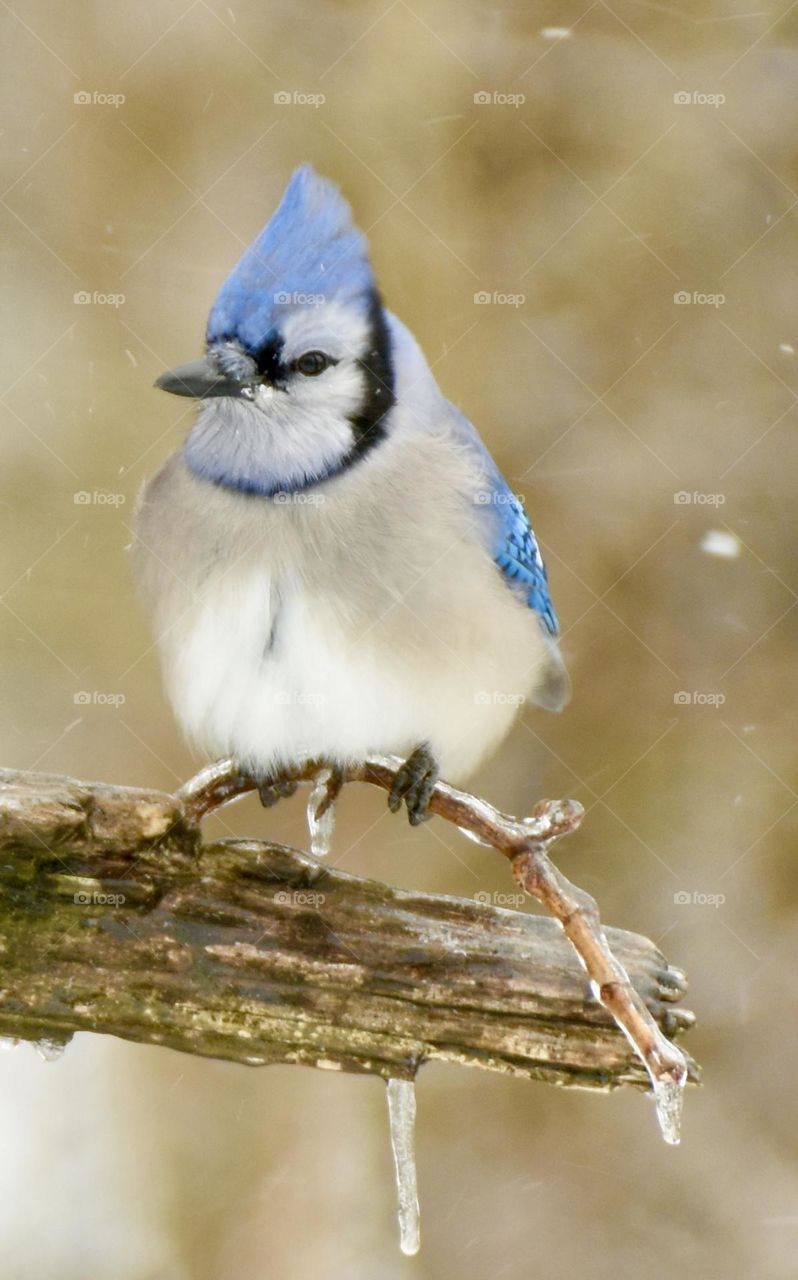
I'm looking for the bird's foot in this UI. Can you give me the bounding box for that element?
[310,764,345,822]
[257,774,299,808]
[388,744,439,826]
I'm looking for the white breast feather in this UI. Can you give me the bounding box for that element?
[135,383,558,781]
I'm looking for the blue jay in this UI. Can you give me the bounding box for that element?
[133,165,568,824]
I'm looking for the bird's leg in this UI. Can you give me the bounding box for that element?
[388,744,440,826]
[257,774,299,808]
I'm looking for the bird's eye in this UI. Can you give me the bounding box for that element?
[293,350,333,377]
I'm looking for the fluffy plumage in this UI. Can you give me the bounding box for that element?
[133,166,568,787]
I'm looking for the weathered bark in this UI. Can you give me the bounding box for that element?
[0,767,697,1090]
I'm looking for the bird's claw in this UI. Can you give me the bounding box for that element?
[388,744,439,826]
[257,777,299,808]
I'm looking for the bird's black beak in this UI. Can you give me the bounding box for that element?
[154,355,253,399]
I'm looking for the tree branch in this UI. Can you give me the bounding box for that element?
[0,764,697,1121]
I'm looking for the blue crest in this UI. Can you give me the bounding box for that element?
[206,165,376,351]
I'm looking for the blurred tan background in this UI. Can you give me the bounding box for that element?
[1,1,797,1276]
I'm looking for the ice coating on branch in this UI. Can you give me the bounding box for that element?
[653,1074,684,1145]
[386,1078,420,1255]
[34,1038,67,1063]
[585,973,686,1146]
[307,768,336,857]
[457,824,491,848]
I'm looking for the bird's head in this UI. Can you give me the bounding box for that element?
[156,165,395,497]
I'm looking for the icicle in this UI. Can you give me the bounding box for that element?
[652,1074,684,1146]
[586,972,686,1147]
[386,1078,420,1256]
[307,768,336,857]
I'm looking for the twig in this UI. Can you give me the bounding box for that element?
[179,756,688,1142]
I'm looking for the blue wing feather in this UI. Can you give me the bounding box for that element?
[446,405,559,636]
[493,489,559,636]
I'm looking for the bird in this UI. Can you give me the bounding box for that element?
[133,164,569,825]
